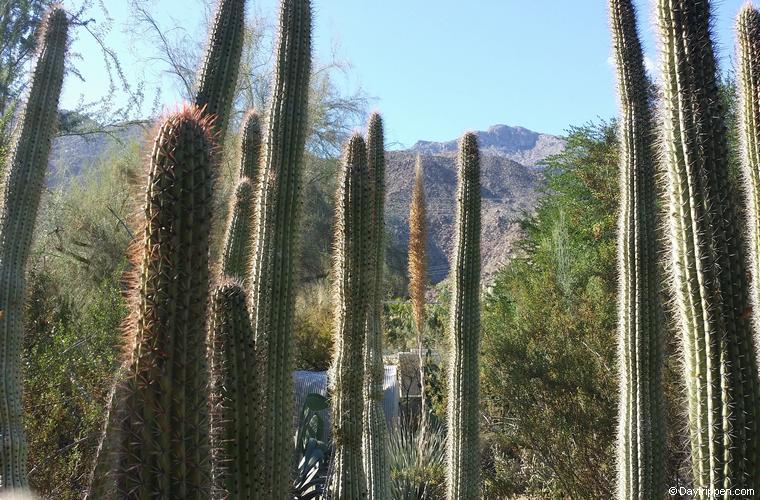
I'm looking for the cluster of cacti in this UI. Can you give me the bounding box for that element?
[328,134,373,499]
[446,132,482,500]
[114,106,215,496]
[247,0,312,497]
[21,0,760,498]
[608,0,666,498]
[221,110,262,285]
[656,0,760,493]
[194,0,246,140]
[208,281,258,498]
[362,113,391,500]
[0,6,68,489]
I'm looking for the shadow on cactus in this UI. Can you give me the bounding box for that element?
[293,393,329,499]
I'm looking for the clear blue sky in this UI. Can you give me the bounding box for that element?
[60,0,746,148]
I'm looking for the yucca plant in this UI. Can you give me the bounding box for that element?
[389,418,446,500]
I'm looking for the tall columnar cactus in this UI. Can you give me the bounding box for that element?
[658,0,760,493]
[247,0,312,497]
[195,0,246,140]
[362,113,390,500]
[609,0,666,498]
[209,281,258,498]
[328,134,371,500]
[0,6,67,489]
[446,132,481,500]
[739,5,760,347]
[221,111,262,284]
[115,106,215,497]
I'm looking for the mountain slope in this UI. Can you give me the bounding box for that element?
[47,123,562,284]
[410,124,565,166]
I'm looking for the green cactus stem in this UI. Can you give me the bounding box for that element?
[220,111,261,284]
[0,6,67,489]
[115,106,215,498]
[328,134,371,500]
[609,0,666,497]
[739,4,760,357]
[195,0,246,140]
[361,112,390,500]
[238,109,262,179]
[247,0,312,497]
[446,132,481,500]
[209,281,258,498]
[658,0,760,493]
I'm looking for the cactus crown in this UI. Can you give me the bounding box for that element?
[239,109,262,179]
[117,105,215,496]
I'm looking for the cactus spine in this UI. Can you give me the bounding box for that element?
[221,111,262,284]
[115,107,215,497]
[446,133,481,500]
[657,0,760,493]
[739,5,760,350]
[247,1,312,497]
[609,0,666,498]
[209,281,258,498]
[329,134,371,499]
[195,0,246,139]
[0,7,67,489]
[362,113,390,500]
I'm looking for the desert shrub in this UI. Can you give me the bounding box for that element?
[480,122,619,499]
[293,280,334,371]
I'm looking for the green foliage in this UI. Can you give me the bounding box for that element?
[24,132,139,499]
[24,271,125,498]
[293,280,334,371]
[481,123,618,498]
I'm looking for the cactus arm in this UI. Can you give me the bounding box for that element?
[609,0,666,498]
[0,7,68,489]
[446,132,481,500]
[221,111,261,284]
[328,134,371,499]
